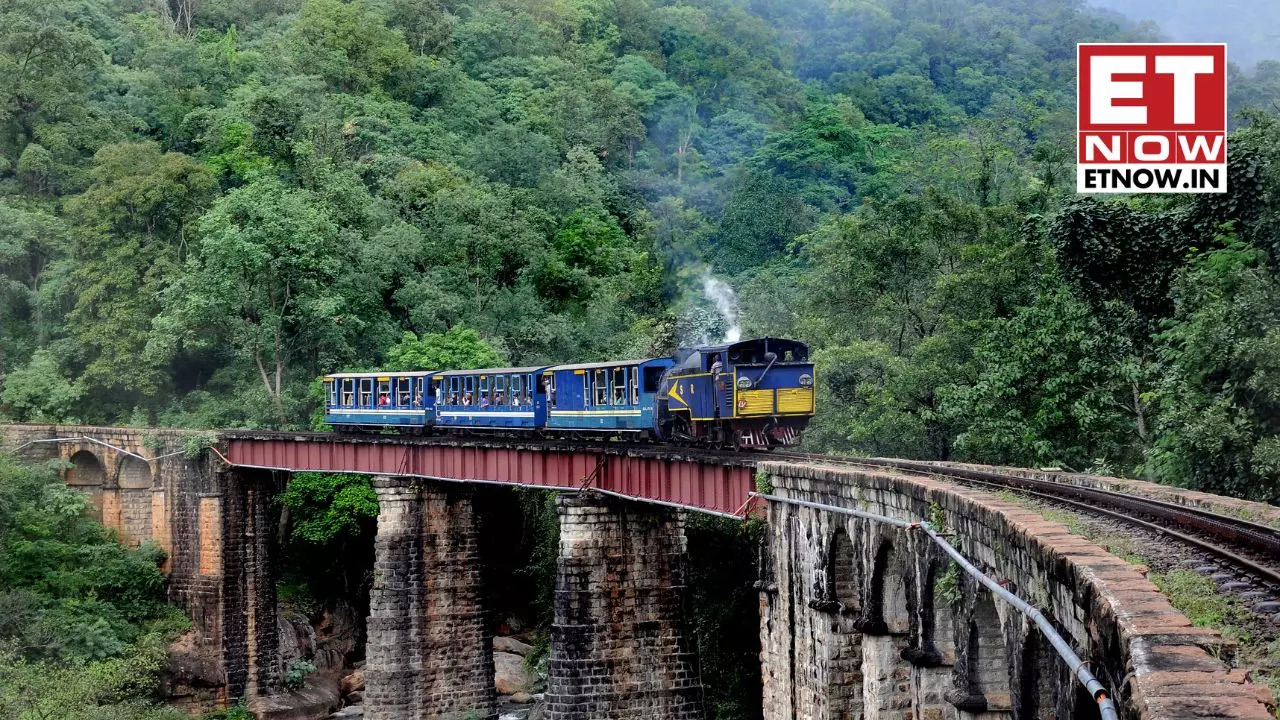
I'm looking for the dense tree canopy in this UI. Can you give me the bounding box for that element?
[0,0,1277,509]
[0,455,186,719]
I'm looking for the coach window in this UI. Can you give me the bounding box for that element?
[594,369,608,406]
[377,380,391,406]
[464,376,475,405]
[493,375,506,405]
[397,378,411,406]
[360,379,373,406]
[342,379,354,406]
[479,375,490,406]
[511,375,522,405]
[630,366,640,405]
[611,367,626,405]
[327,381,337,406]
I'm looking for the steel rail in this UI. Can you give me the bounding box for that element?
[772,453,1280,587]
[853,457,1280,557]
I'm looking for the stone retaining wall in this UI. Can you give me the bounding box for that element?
[757,461,1273,720]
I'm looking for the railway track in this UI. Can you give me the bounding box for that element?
[223,430,1280,591]
[770,452,1280,592]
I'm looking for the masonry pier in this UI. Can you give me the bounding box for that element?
[364,476,496,720]
[547,492,705,720]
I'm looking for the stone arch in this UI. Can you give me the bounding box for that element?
[117,455,153,489]
[66,450,106,486]
[826,527,860,612]
[906,558,960,719]
[823,525,865,718]
[869,537,910,634]
[962,590,1012,715]
[65,450,106,522]
[861,535,915,718]
[116,455,154,546]
[921,559,957,665]
[1016,628,1057,720]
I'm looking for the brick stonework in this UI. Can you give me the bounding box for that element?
[757,462,1274,720]
[547,492,705,720]
[365,476,496,720]
[198,497,222,576]
[151,490,171,570]
[121,487,152,545]
[222,468,282,702]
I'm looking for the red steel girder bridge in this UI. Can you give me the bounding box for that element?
[221,431,758,517]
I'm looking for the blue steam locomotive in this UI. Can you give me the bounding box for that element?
[323,337,815,448]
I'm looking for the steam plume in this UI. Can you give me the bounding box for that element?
[701,271,741,343]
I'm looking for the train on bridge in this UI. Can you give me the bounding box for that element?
[323,336,815,448]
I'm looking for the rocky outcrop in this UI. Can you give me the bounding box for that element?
[340,667,365,696]
[249,671,342,720]
[494,652,535,695]
[314,601,361,673]
[494,636,534,656]
[250,600,364,720]
[163,629,227,712]
[279,611,317,666]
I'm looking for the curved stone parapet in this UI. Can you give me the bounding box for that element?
[756,461,1274,720]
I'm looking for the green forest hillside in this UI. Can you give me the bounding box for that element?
[1,0,1279,500]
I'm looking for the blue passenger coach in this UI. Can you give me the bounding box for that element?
[322,336,816,447]
[543,358,674,437]
[324,371,433,428]
[431,366,550,429]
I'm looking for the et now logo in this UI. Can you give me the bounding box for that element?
[1077,44,1227,194]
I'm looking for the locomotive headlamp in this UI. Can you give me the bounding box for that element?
[798,374,813,387]
[736,377,753,389]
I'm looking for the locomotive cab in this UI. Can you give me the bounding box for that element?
[658,337,815,448]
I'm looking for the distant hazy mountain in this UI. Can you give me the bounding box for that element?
[1088,0,1280,67]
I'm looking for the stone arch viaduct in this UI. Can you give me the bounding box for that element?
[0,424,1272,720]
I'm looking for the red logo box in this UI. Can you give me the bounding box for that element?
[1077,43,1227,193]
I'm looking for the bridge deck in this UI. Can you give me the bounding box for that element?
[222,432,758,517]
